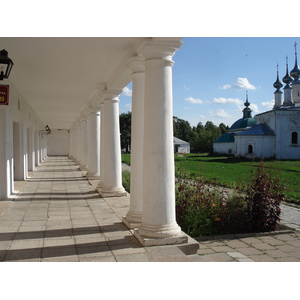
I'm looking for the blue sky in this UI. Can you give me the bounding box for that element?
[119,37,300,127]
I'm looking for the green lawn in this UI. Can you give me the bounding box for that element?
[122,153,300,204]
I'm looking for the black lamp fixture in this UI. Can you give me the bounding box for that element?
[45,125,51,134]
[0,49,14,80]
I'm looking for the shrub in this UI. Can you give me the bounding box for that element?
[122,170,131,193]
[245,163,284,233]
[175,162,284,237]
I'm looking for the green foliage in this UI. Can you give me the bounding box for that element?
[122,170,131,193]
[174,118,226,153]
[121,154,131,166]
[120,112,131,153]
[246,163,284,232]
[175,163,284,237]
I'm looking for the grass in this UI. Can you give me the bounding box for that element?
[175,153,300,205]
[122,153,300,205]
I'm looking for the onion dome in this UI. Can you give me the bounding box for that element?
[273,64,283,91]
[242,91,252,118]
[290,42,300,82]
[282,56,293,87]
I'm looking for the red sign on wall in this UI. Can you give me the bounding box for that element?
[0,85,9,105]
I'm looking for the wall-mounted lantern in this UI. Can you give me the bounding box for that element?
[0,49,14,80]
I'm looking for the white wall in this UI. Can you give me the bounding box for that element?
[0,83,45,200]
[47,129,70,155]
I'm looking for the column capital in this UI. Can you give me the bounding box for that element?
[138,38,183,61]
[126,56,145,73]
[88,106,101,115]
[102,89,122,101]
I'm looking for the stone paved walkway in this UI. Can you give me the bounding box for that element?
[0,156,299,262]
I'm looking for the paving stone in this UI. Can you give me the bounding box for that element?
[115,252,151,262]
[257,236,286,246]
[264,249,292,258]
[198,253,236,262]
[43,237,75,247]
[276,256,300,262]
[10,238,44,250]
[4,248,42,261]
[277,244,299,253]
[237,247,264,256]
[42,245,77,259]
[247,254,278,262]
[225,240,249,248]
[211,245,236,252]
[251,242,276,250]
[239,237,262,244]
[78,255,116,262]
[197,248,216,255]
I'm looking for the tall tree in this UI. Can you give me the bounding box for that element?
[119,112,131,153]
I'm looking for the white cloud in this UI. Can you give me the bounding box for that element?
[213,97,243,105]
[125,103,132,111]
[122,87,132,96]
[209,109,231,118]
[220,77,257,90]
[262,100,274,109]
[184,96,203,104]
[249,103,259,113]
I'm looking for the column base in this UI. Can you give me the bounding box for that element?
[134,229,188,247]
[100,186,127,198]
[87,174,100,180]
[122,216,142,229]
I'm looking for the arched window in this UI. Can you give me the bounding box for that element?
[292,132,298,144]
[248,145,253,154]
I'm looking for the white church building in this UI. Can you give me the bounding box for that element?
[214,44,300,160]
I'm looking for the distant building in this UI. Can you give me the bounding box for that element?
[174,137,190,153]
[214,43,300,160]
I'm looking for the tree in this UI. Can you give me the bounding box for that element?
[173,117,193,142]
[119,112,131,153]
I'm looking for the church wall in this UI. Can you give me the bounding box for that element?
[255,111,276,132]
[235,135,275,159]
[275,110,300,159]
[213,142,235,155]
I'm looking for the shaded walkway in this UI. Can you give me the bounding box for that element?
[0,156,197,262]
[0,156,300,262]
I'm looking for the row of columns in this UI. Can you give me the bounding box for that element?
[70,39,187,245]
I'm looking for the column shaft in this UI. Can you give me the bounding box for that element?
[100,91,126,197]
[123,57,145,228]
[134,39,187,245]
[87,109,100,178]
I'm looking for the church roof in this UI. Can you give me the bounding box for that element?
[229,117,256,130]
[236,123,275,136]
[214,132,235,143]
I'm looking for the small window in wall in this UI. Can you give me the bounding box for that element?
[292,132,298,144]
[228,149,232,154]
[248,145,253,154]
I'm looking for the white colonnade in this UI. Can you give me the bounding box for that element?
[68,38,186,246]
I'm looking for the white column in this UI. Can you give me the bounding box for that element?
[97,103,105,189]
[99,90,126,197]
[79,117,88,170]
[134,39,187,245]
[87,107,101,178]
[72,124,79,162]
[123,56,145,228]
[35,130,40,166]
[76,121,82,166]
